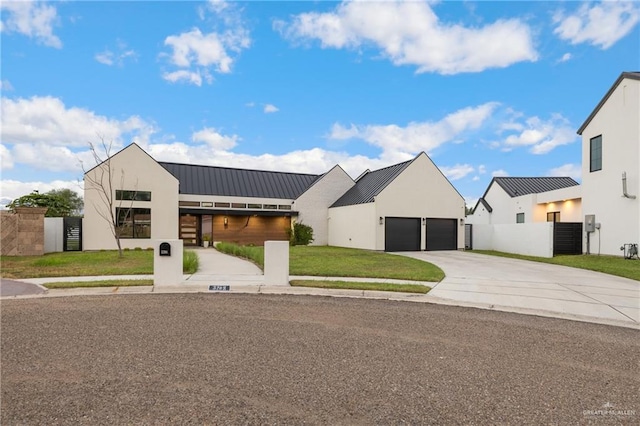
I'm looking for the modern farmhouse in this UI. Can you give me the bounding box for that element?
[83,144,466,252]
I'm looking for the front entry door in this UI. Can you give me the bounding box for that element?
[180,214,199,246]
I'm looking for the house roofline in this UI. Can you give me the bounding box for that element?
[577,71,640,135]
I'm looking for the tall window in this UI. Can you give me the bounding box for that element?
[546,212,560,222]
[116,190,152,201]
[116,208,151,238]
[516,213,525,223]
[590,135,602,172]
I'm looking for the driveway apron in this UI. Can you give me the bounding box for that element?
[399,251,640,325]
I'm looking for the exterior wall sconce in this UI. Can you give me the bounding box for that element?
[224,217,228,226]
[379,217,384,225]
[459,218,464,225]
[422,218,426,225]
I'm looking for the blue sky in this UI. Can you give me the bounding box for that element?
[1,0,638,208]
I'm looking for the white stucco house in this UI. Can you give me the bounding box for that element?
[84,144,465,252]
[578,71,639,256]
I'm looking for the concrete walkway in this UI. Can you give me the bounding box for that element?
[399,250,640,327]
[7,248,639,329]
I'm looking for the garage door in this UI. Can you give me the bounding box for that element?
[426,219,457,251]
[385,217,421,252]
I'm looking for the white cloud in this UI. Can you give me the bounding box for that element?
[275,1,537,74]
[547,163,582,181]
[501,114,577,154]
[440,164,475,181]
[492,169,509,177]
[472,176,480,181]
[0,0,61,48]
[0,143,14,169]
[0,79,14,91]
[162,3,250,86]
[559,52,572,62]
[95,41,137,67]
[330,102,498,159]
[245,102,255,108]
[553,1,640,49]
[478,165,487,174]
[191,127,238,150]
[264,104,279,114]
[0,179,83,210]
[1,96,155,148]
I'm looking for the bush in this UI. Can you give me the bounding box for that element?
[183,250,199,274]
[291,223,314,246]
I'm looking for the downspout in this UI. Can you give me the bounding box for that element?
[622,172,636,199]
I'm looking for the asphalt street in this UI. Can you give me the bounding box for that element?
[0,279,46,297]
[2,294,638,424]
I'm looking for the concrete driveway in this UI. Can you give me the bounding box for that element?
[0,279,46,297]
[399,251,640,326]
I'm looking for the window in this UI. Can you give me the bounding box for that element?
[179,201,200,207]
[215,202,230,208]
[248,203,262,209]
[278,205,292,210]
[546,212,560,222]
[516,213,525,223]
[232,203,246,209]
[116,208,151,238]
[590,135,602,172]
[116,190,151,201]
[201,202,213,207]
[263,204,277,210]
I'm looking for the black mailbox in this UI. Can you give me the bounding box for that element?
[159,242,171,256]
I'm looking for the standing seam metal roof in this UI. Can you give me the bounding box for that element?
[159,162,321,199]
[330,160,412,207]
[493,177,579,198]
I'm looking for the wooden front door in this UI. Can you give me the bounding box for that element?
[180,214,199,246]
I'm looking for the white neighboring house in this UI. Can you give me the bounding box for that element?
[469,177,582,225]
[467,177,582,257]
[84,145,464,251]
[578,71,639,256]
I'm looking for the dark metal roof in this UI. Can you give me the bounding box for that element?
[577,71,640,135]
[493,177,579,198]
[331,159,412,207]
[472,197,493,214]
[159,162,321,199]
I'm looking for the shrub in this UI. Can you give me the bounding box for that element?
[291,223,314,246]
[183,250,199,274]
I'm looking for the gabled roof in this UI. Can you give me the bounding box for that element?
[491,177,579,198]
[330,159,412,207]
[472,197,493,214]
[159,162,321,199]
[577,71,640,135]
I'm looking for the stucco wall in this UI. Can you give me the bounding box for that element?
[83,144,180,250]
[581,77,640,255]
[375,153,466,250]
[472,222,554,258]
[294,165,355,246]
[327,203,376,249]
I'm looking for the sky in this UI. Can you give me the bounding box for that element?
[1,0,639,209]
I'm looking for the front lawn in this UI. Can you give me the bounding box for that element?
[472,250,640,281]
[215,243,444,282]
[1,249,199,279]
[44,280,153,289]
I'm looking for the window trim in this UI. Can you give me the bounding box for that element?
[116,207,151,239]
[516,213,525,224]
[590,135,602,172]
[116,190,152,202]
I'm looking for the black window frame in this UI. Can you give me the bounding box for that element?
[546,211,561,222]
[116,207,151,239]
[116,190,152,202]
[590,135,602,172]
[516,213,525,224]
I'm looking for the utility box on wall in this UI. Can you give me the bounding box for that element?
[585,214,596,233]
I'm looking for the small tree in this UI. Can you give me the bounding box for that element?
[47,188,84,216]
[83,137,136,257]
[8,190,72,217]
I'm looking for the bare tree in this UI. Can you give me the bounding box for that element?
[83,137,137,257]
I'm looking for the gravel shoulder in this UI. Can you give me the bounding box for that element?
[2,294,638,424]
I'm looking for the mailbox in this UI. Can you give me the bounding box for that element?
[159,242,171,256]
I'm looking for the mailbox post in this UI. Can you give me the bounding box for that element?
[154,239,183,286]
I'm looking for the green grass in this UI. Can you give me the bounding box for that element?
[44,280,153,289]
[215,243,444,282]
[1,249,199,279]
[472,250,640,281]
[290,280,431,294]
